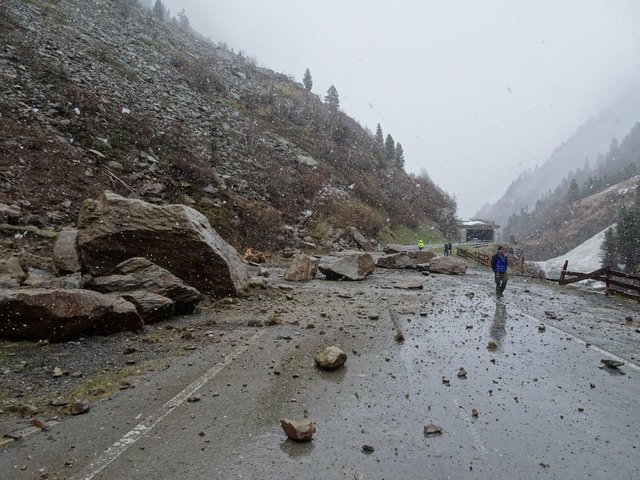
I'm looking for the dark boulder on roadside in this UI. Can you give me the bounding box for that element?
[0,288,142,342]
[77,191,248,296]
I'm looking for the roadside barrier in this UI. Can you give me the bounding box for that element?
[559,261,640,300]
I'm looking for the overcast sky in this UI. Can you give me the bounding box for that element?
[163,0,640,217]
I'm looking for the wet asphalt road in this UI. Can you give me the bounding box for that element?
[1,266,639,480]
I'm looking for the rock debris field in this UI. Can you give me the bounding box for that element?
[1,264,639,480]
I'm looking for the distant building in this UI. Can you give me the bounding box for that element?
[457,219,500,243]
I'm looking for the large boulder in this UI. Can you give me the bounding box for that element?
[119,291,175,323]
[318,252,375,281]
[284,253,318,281]
[376,250,436,269]
[0,258,26,288]
[77,191,248,296]
[428,256,468,275]
[347,227,374,252]
[0,289,142,342]
[53,227,81,273]
[85,257,202,314]
[376,252,413,269]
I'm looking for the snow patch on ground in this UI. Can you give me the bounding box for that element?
[532,225,614,282]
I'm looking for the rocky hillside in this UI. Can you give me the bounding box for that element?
[0,0,456,255]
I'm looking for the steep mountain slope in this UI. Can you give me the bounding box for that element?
[0,0,456,253]
[517,176,639,260]
[475,83,640,226]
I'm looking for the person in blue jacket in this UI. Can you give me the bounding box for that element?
[491,245,508,297]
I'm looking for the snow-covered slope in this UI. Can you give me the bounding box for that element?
[532,225,613,280]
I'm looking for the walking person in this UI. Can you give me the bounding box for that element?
[491,245,508,298]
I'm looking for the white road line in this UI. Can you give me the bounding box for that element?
[520,313,640,372]
[72,330,265,480]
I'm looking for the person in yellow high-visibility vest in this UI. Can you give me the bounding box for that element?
[417,239,425,251]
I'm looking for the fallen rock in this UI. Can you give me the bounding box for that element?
[77,191,248,296]
[86,257,202,314]
[69,399,90,415]
[544,311,558,320]
[22,267,53,287]
[0,288,142,342]
[314,346,347,370]
[427,256,468,275]
[376,250,436,269]
[601,359,624,369]
[36,273,84,290]
[119,291,175,323]
[318,252,374,281]
[280,418,316,442]
[487,339,498,350]
[52,367,64,378]
[53,227,81,273]
[284,253,318,281]
[424,423,443,435]
[347,227,374,252]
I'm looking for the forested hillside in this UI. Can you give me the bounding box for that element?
[475,84,640,227]
[504,123,640,260]
[0,0,456,254]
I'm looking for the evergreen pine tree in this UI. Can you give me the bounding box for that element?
[567,179,580,202]
[303,68,313,92]
[324,85,339,111]
[153,0,167,20]
[616,206,637,272]
[177,9,190,29]
[384,134,395,161]
[375,124,384,147]
[601,227,619,268]
[395,142,405,167]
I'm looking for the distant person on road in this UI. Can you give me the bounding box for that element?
[491,245,508,298]
[417,239,425,251]
[443,243,449,256]
[447,242,453,256]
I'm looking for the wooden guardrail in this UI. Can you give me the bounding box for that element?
[457,248,491,267]
[558,261,640,299]
[457,247,543,277]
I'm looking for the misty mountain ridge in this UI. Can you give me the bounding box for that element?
[475,82,640,227]
[0,0,456,254]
